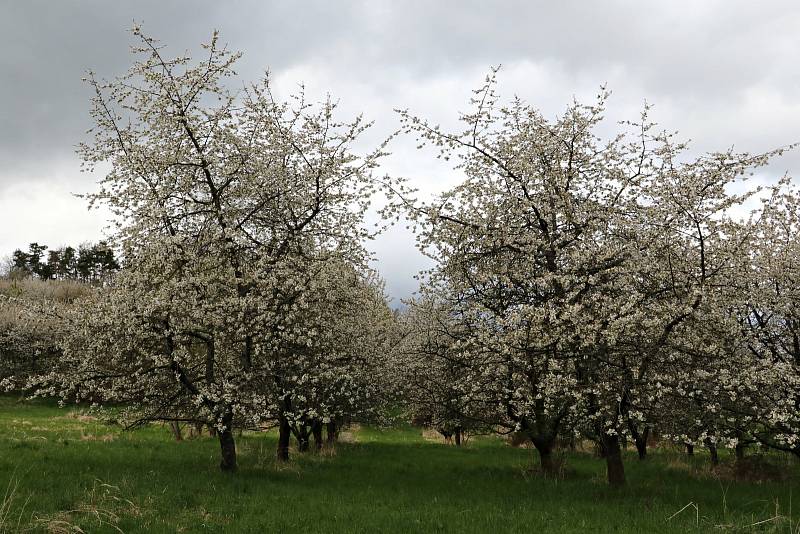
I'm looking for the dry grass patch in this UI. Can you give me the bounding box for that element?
[505,432,534,448]
[338,423,360,444]
[0,472,31,534]
[421,428,445,443]
[10,419,33,427]
[31,480,141,534]
[79,433,115,443]
[666,454,792,483]
[61,412,99,423]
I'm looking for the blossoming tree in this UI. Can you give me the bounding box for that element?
[395,70,794,485]
[33,29,397,471]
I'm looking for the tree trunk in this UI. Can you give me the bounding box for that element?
[326,421,338,445]
[312,420,324,451]
[169,421,183,442]
[217,414,237,472]
[685,443,694,456]
[633,427,649,460]
[601,433,626,487]
[454,426,462,447]
[705,438,719,466]
[531,436,557,475]
[277,417,291,462]
[634,437,647,460]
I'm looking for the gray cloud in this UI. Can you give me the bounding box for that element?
[1,0,799,302]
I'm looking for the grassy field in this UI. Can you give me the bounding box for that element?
[0,397,798,533]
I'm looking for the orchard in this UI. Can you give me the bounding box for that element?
[2,26,799,532]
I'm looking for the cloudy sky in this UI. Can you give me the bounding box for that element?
[1,1,799,303]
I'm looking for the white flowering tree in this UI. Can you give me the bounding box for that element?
[394,294,492,445]
[31,29,396,471]
[581,133,787,480]
[689,180,800,458]
[268,261,398,459]
[0,278,88,391]
[739,181,800,453]
[396,70,795,485]
[396,75,644,479]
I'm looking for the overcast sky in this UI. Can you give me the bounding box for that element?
[1,1,799,303]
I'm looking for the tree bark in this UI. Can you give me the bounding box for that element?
[169,421,183,442]
[685,443,694,456]
[705,438,719,466]
[632,426,649,460]
[326,421,338,445]
[277,417,291,462]
[454,426,462,447]
[601,433,626,487]
[312,420,324,451]
[531,436,557,475]
[218,413,237,472]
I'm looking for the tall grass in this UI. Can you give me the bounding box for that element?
[0,469,30,533]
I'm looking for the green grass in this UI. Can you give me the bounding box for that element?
[0,396,798,533]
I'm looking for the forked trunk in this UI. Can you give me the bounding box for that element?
[601,433,626,487]
[169,421,183,442]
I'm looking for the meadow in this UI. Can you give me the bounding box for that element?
[0,396,798,533]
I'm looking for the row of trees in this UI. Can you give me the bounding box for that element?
[2,32,797,487]
[0,277,89,390]
[391,73,800,486]
[10,241,119,283]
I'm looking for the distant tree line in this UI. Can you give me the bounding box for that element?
[11,242,119,283]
